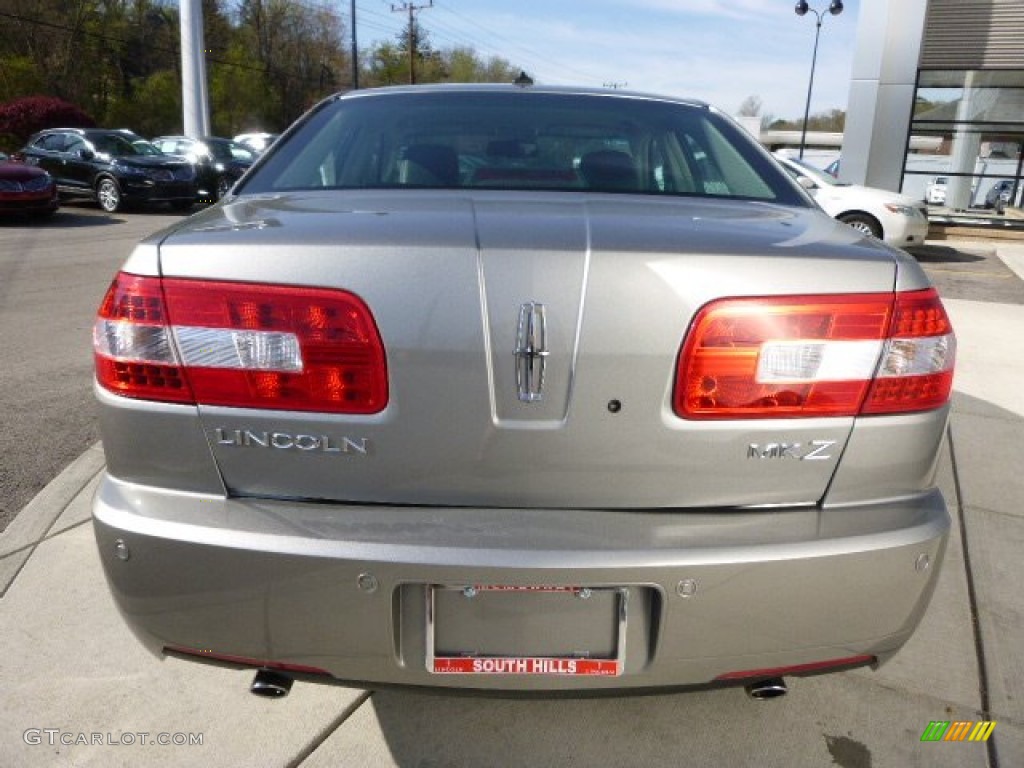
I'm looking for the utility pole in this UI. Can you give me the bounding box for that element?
[391,1,432,84]
[350,0,358,89]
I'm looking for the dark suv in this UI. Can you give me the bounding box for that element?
[151,135,256,202]
[984,179,1020,211]
[18,128,197,212]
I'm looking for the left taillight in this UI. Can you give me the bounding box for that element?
[674,288,955,419]
[94,272,388,414]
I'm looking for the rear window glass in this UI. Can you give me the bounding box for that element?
[240,90,807,205]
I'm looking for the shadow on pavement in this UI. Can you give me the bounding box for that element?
[0,211,125,229]
[906,244,986,263]
[0,201,195,229]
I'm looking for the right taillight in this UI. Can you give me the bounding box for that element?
[674,288,955,419]
[94,272,388,414]
[861,289,955,414]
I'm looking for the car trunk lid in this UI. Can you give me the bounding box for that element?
[155,191,899,509]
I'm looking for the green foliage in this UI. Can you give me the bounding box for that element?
[444,47,518,84]
[770,108,846,133]
[365,42,410,87]
[361,42,520,88]
[210,41,277,137]
[0,56,46,103]
[108,71,183,137]
[0,0,523,138]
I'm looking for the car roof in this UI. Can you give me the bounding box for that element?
[36,128,140,139]
[333,83,710,110]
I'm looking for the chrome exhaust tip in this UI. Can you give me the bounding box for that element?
[744,677,788,700]
[250,668,293,698]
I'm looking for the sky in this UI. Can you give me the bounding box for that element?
[352,0,862,122]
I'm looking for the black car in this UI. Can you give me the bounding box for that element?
[152,136,257,202]
[18,128,196,212]
[984,179,1019,210]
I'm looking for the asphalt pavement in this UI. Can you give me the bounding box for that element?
[0,206,185,534]
[0,241,1021,767]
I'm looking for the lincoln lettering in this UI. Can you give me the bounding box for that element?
[214,428,369,455]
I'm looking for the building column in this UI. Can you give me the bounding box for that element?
[946,73,984,209]
[841,0,929,191]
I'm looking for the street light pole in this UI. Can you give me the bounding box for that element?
[794,1,843,159]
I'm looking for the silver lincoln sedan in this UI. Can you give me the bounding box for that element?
[92,85,955,698]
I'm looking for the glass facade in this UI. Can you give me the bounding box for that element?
[904,69,1024,213]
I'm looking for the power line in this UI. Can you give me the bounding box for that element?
[431,1,606,84]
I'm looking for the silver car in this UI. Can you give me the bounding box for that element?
[92,85,956,696]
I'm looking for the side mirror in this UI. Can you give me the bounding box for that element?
[797,175,817,191]
[76,147,95,160]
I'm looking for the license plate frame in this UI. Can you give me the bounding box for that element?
[426,585,628,677]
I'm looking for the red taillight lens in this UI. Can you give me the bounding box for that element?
[94,273,388,414]
[674,289,955,419]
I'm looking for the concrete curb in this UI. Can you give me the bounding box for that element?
[997,243,1024,282]
[0,442,105,596]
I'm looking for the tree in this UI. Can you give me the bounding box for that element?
[444,46,517,83]
[363,18,439,86]
[0,0,521,139]
[234,0,349,129]
[737,95,762,117]
[108,70,181,138]
[770,108,846,133]
[362,40,519,88]
[364,41,409,87]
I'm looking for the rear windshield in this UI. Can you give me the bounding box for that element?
[239,90,808,205]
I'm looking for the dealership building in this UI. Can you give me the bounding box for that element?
[843,0,1024,211]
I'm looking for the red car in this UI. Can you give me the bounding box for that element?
[0,157,59,217]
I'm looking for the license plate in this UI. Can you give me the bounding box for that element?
[426,585,628,676]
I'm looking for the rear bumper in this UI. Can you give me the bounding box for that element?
[0,190,58,214]
[882,211,929,248]
[92,475,949,691]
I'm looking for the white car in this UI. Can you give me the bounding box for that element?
[925,176,947,205]
[233,132,279,155]
[775,153,929,248]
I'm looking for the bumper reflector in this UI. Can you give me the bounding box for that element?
[714,653,876,681]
